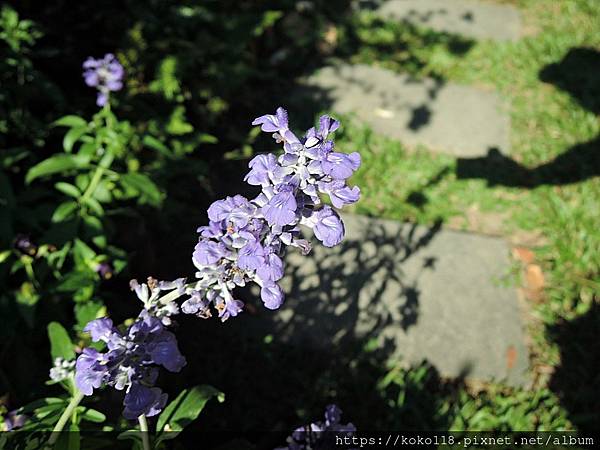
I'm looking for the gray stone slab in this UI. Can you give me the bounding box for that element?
[301,63,511,157]
[250,214,530,386]
[372,0,521,42]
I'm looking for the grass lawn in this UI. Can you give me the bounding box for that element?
[328,0,599,431]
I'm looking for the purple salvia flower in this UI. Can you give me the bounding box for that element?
[84,317,114,343]
[318,180,361,209]
[251,106,289,134]
[3,410,27,431]
[95,262,114,280]
[245,154,280,187]
[75,348,107,396]
[262,185,297,226]
[82,53,124,107]
[123,383,167,420]
[260,283,285,310]
[13,234,37,256]
[321,151,361,180]
[76,308,186,418]
[310,206,345,248]
[185,108,360,319]
[275,404,357,450]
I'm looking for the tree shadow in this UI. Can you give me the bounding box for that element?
[547,303,600,433]
[456,141,600,188]
[241,216,444,353]
[456,47,600,188]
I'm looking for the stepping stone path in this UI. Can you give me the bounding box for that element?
[273,1,529,386]
[373,0,522,42]
[301,63,511,157]
[251,214,530,386]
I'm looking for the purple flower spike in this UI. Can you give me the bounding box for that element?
[186,107,360,319]
[276,404,357,450]
[76,307,186,418]
[4,410,27,431]
[82,53,124,107]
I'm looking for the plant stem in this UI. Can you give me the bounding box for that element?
[138,414,151,450]
[47,390,84,446]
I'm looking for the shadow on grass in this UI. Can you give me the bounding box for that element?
[455,47,600,188]
[548,303,600,434]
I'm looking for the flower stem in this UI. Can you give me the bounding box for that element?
[138,414,151,450]
[47,390,84,446]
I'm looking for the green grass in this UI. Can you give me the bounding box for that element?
[329,0,599,432]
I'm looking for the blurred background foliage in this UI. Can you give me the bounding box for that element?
[0,0,598,446]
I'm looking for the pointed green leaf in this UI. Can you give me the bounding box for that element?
[26,154,89,184]
[55,182,81,198]
[121,173,162,206]
[78,407,106,423]
[53,115,87,128]
[156,385,223,441]
[143,135,172,157]
[52,201,78,223]
[0,250,11,264]
[63,126,88,153]
[47,322,75,360]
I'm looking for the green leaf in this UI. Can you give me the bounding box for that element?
[0,250,11,264]
[166,106,193,135]
[83,196,104,216]
[198,133,218,144]
[93,179,112,203]
[75,301,105,331]
[253,10,283,36]
[52,201,78,223]
[120,173,162,206]
[53,115,87,128]
[26,154,89,184]
[156,385,223,441]
[55,270,96,293]
[79,407,106,423]
[73,238,96,263]
[63,126,88,153]
[117,430,143,444]
[55,182,81,198]
[19,397,68,414]
[143,135,172,157]
[47,322,75,360]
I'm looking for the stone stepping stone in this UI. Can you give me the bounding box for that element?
[300,63,511,157]
[250,214,530,386]
[372,0,522,42]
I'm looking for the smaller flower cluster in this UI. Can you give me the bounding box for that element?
[276,404,357,450]
[82,53,124,107]
[2,410,27,432]
[183,108,360,321]
[75,300,186,419]
[49,357,76,382]
[13,234,37,256]
[130,277,186,326]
